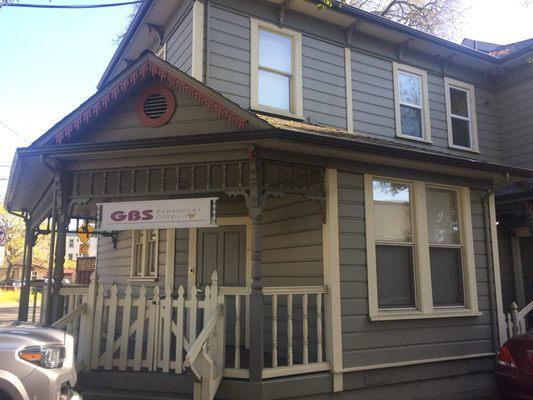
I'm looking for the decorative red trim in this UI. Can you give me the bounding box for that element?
[135,84,176,127]
[55,60,249,144]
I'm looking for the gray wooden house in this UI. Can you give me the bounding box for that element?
[5,1,533,399]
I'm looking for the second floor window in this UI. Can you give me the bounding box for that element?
[131,229,159,279]
[393,63,431,142]
[251,19,302,118]
[444,78,478,152]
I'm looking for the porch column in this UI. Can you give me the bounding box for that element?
[18,219,35,321]
[50,214,68,322]
[248,147,263,382]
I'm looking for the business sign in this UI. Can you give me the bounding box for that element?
[0,227,6,246]
[96,198,217,231]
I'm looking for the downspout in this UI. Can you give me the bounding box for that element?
[482,173,511,354]
[204,0,211,85]
[482,196,500,354]
[40,156,57,326]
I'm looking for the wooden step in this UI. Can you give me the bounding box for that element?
[76,370,194,397]
[79,388,193,400]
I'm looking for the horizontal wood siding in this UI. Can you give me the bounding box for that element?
[497,78,533,169]
[337,171,495,368]
[350,50,501,162]
[498,229,516,312]
[302,36,347,129]
[208,6,251,108]
[262,195,324,287]
[96,230,166,294]
[81,83,243,144]
[175,228,189,288]
[166,6,193,75]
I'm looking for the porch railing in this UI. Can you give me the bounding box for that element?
[263,286,329,378]
[50,273,330,398]
[506,300,533,338]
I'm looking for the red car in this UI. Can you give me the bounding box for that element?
[495,331,533,399]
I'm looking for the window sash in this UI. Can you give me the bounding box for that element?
[398,71,423,109]
[365,175,478,319]
[131,229,158,279]
[250,18,302,118]
[445,78,478,151]
[393,63,430,142]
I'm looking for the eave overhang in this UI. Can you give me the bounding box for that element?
[7,127,533,213]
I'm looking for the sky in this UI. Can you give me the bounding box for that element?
[0,0,532,197]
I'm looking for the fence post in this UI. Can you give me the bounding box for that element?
[81,271,98,372]
[511,302,519,337]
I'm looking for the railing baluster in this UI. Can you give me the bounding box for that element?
[104,284,118,370]
[131,169,136,193]
[146,169,151,192]
[119,285,132,371]
[287,294,293,366]
[190,166,195,190]
[272,294,278,368]
[303,294,309,365]
[175,167,180,191]
[235,294,241,369]
[222,163,227,188]
[238,162,243,188]
[133,285,147,371]
[316,293,323,363]
[175,286,185,373]
[90,284,104,370]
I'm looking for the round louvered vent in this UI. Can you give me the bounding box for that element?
[136,85,176,127]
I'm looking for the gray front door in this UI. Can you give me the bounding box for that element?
[521,237,533,303]
[196,225,246,287]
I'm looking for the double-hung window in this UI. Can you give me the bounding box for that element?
[365,175,479,320]
[393,63,431,142]
[251,19,302,118]
[444,78,478,152]
[131,229,159,280]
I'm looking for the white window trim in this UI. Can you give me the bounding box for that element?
[364,175,480,321]
[250,18,303,119]
[393,62,432,143]
[444,77,479,153]
[130,229,159,281]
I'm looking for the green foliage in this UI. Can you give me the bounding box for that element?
[0,205,25,280]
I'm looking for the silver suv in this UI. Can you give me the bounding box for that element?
[0,323,82,400]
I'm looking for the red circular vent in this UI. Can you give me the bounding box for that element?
[136,85,176,127]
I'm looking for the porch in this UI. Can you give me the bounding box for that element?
[17,150,342,400]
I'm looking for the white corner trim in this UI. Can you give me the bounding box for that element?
[342,352,495,373]
[191,0,205,82]
[489,194,507,345]
[322,168,344,392]
[165,228,176,289]
[511,233,526,308]
[344,48,354,134]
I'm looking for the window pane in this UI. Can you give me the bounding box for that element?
[452,117,471,148]
[426,188,460,244]
[400,105,423,138]
[373,180,412,242]
[376,245,415,308]
[135,244,143,276]
[450,87,469,117]
[430,247,464,306]
[398,71,421,105]
[259,29,292,74]
[258,69,290,110]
